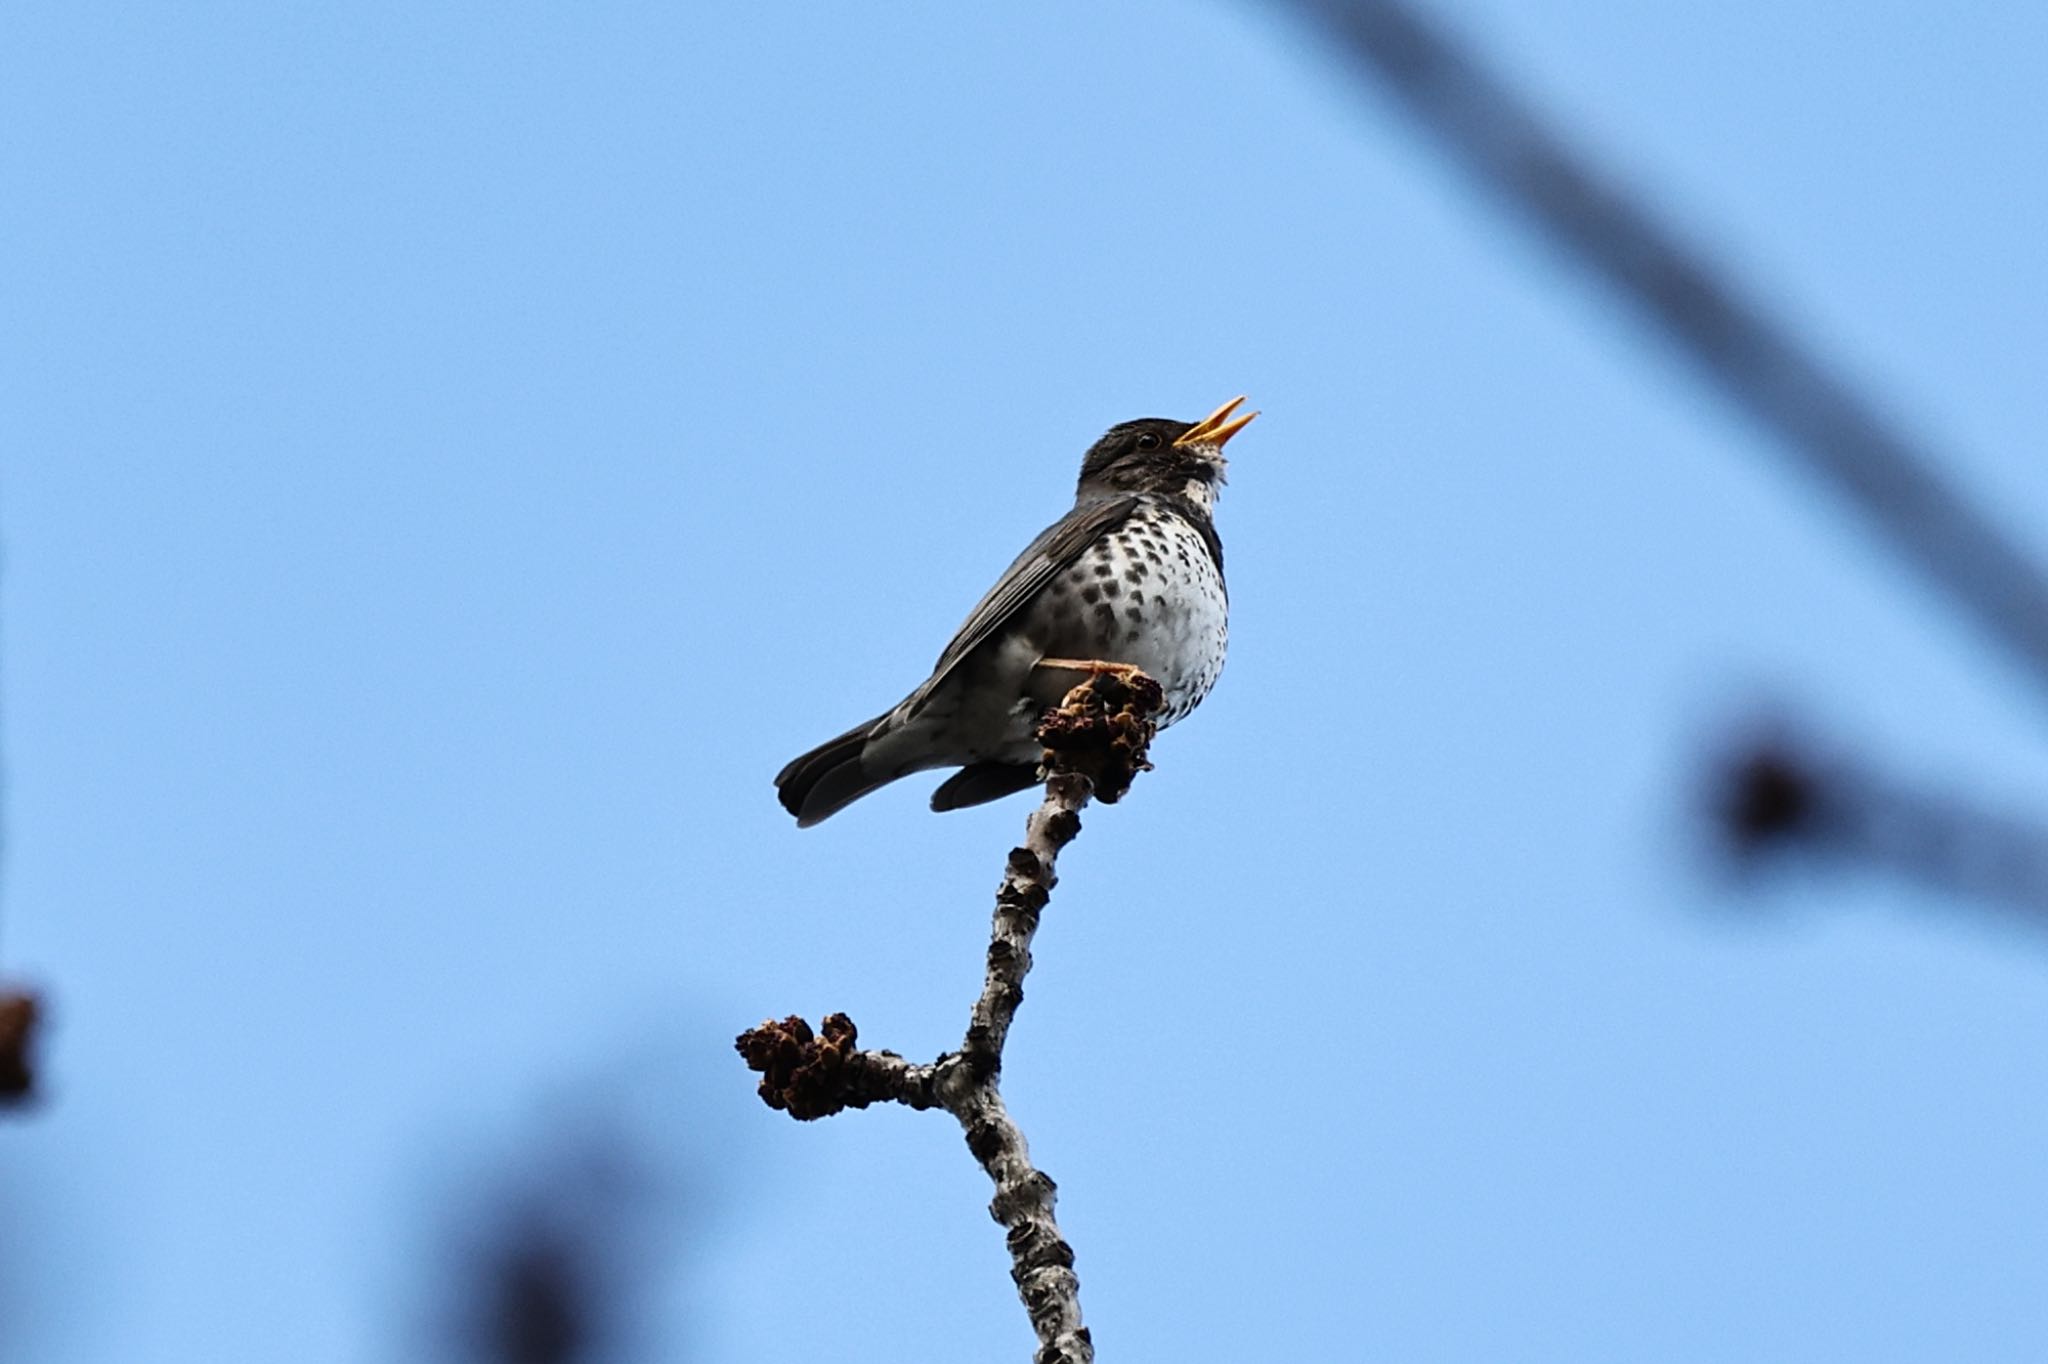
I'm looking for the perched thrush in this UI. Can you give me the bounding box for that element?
[775,397,1256,826]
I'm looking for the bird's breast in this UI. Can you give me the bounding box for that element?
[1030,503,1228,727]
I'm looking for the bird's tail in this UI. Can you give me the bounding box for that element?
[774,712,896,827]
[927,760,1042,812]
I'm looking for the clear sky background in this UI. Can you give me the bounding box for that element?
[7,2,2048,1360]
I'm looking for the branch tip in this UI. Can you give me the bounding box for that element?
[735,1012,877,1121]
[1035,668,1164,804]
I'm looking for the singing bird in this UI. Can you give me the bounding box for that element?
[775,397,1256,826]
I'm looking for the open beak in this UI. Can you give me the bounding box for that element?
[1174,395,1259,449]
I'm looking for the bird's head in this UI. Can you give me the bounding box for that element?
[1075,397,1257,512]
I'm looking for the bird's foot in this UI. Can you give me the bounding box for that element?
[1034,657,1152,688]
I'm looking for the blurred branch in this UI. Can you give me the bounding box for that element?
[738,669,1164,1364]
[1713,730,2048,923]
[1287,0,2048,697]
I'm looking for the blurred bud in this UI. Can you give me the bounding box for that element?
[1720,747,1829,854]
[441,1115,682,1364]
[0,989,42,1107]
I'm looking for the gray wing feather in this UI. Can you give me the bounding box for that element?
[904,494,1139,715]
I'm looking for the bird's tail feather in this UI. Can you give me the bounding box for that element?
[928,760,1042,812]
[775,713,895,827]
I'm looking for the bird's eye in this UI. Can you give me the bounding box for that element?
[1135,432,1161,451]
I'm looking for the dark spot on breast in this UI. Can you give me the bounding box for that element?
[1094,603,1117,627]
[1145,549,1163,564]
[1130,590,1145,605]
[1125,626,1142,644]
[1101,580,1120,599]
[1123,566,1146,583]
[1124,604,1141,622]
[1094,562,1113,578]
[1081,584,1100,604]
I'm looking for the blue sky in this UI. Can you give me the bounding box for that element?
[7,3,2048,1360]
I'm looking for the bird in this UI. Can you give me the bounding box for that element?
[775,396,1255,826]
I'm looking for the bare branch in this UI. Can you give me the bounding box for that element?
[1711,729,2048,927]
[737,669,1163,1363]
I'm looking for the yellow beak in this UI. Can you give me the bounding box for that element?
[1174,395,1258,449]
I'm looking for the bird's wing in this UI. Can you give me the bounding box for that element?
[905,494,1141,715]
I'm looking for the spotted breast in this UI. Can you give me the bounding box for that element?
[1027,494,1228,727]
